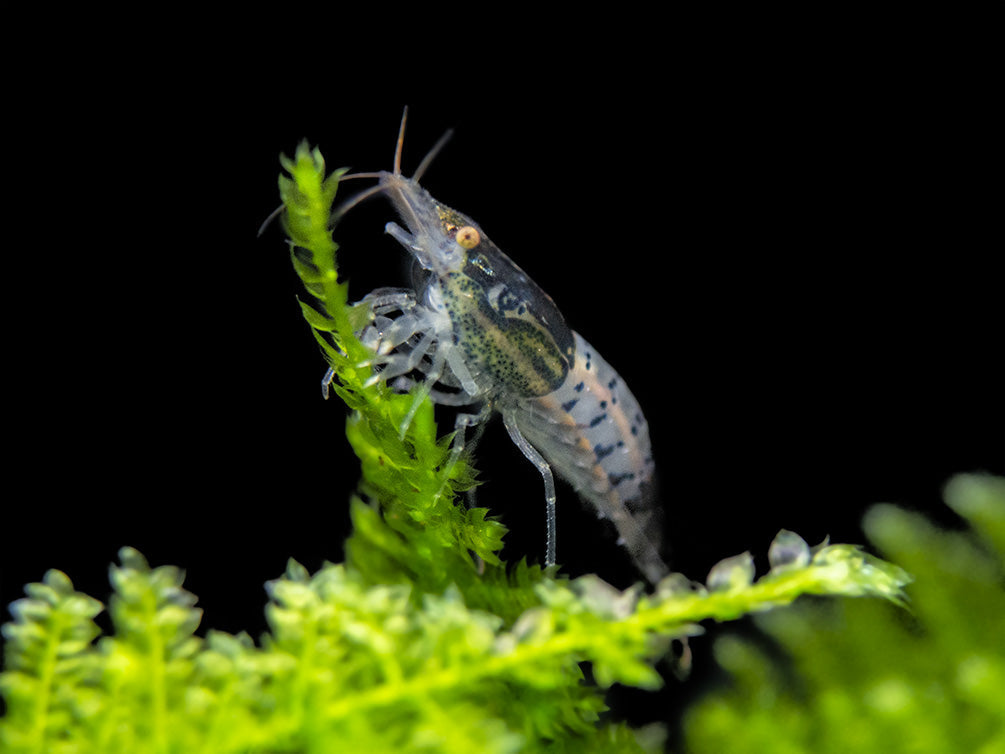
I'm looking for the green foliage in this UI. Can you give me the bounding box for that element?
[683,473,1005,754]
[0,141,916,752]
[0,570,103,754]
[0,534,912,753]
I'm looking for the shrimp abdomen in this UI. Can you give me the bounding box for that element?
[506,332,668,582]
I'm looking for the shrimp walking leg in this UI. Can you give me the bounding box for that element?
[502,410,557,567]
[434,402,492,504]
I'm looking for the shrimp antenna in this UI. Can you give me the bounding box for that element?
[329,107,411,223]
[257,203,286,237]
[393,105,454,182]
[329,181,389,225]
[258,171,383,236]
[412,128,454,183]
[261,107,451,237]
[393,106,409,176]
[328,108,453,224]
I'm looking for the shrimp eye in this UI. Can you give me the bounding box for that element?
[456,226,480,249]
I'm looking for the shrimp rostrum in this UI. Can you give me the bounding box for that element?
[329,111,669,584]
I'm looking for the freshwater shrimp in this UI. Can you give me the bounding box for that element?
[332,110,668,583]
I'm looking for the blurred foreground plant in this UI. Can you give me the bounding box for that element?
[683,473,1005,754]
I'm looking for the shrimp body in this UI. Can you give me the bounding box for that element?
[335,115,668,582]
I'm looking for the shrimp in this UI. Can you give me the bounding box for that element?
[331,109,668,583]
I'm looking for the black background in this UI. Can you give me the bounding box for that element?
[3,15,1001,738]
